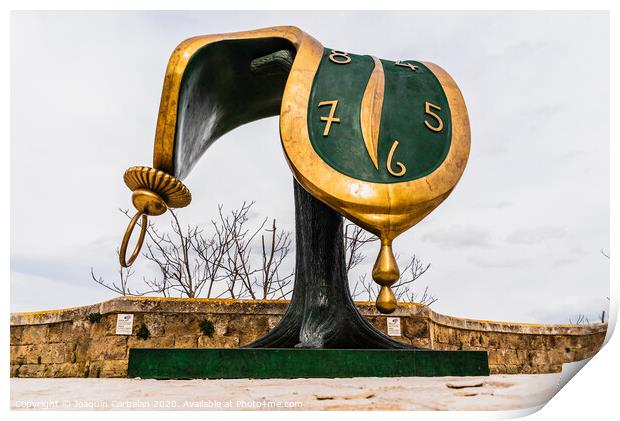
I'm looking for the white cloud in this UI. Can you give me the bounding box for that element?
[421,226,492,249]
[506,226,567,245]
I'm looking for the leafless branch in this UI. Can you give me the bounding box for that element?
[93,203,295,300]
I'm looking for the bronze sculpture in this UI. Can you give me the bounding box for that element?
[118,26,470,349]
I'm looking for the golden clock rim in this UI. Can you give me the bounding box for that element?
[279,35,471,240]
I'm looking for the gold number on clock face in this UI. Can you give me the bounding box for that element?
[386,140,407,177]
[395,60,419,72]
[317,100,341,136]
[315,56,446,179]
[310,51,453,185]
[424,101,443,132]
[329,50,352,64]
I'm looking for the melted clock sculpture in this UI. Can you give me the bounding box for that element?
[118,26,470,316]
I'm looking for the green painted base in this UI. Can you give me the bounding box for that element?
[127,348,489,379]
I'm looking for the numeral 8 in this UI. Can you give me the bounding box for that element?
[329,50,352,64]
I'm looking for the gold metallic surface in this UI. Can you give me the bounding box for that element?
[318,100,341,137]
[395,60,419,72]
[280,43,470,311]
[360,56,385,170]
[120,166,192,267]
[280,52,471,243]
[424,101,444,132]
[372,241,400,314]
[376,286,397,314]
[152,26,312,174]
[119,212,148,268]
[131,189,167,216]
[148,26,470,312]
[328,50,352,64]
[124,166,192,209]
[386,140,407,177]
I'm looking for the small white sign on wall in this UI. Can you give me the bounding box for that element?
[115,314,134,335]
[387,317,401,337]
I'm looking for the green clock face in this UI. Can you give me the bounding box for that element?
[307,49,452,184]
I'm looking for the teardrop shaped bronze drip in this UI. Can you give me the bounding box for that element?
[372,240,400,286]
[376,285,397,314]
[372,240,400,314]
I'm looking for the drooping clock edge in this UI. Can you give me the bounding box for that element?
[280,53,471,242]
[151,25,312,179]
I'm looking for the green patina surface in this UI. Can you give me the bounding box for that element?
[308,49,452,183]
[128,348,489,379]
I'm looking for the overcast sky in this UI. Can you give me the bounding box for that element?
[10,11,609,324]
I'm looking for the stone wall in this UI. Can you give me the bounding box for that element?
[10,297,607,378]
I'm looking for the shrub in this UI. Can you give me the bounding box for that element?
[199,319,215,337]
[88,312,103,323]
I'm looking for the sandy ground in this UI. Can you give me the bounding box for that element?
[10,373,564,411]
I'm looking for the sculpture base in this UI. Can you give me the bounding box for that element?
[127,348,489,379]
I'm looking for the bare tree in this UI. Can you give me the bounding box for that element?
[92,202,293,300]
[93,205,432,305]
[350,255,437,306]
[258,219,294,299]
[344,223,378,272]
[90,251,156,296]
[568,314,590,325]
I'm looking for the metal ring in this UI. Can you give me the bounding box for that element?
[119,212,148,267]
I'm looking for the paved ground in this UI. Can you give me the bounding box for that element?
[11,373,564,411]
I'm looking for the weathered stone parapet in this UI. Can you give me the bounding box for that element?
[10,297,607,378]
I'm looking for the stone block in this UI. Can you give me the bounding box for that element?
[528,350,551,367]
[504,364,520,374]
[367,317,387,334]
[410,338,431,349]
[488,349,519,365]
[500,334,524,350]
[89,315,116,338]
[548,364,562,373]
[47,323,64,343]
[143,313,166,337]
[20,325,49,345]
[214,316,230,336]
[267,315,281,330]
[572,347,595,361]
[432,342,460,351]
[45,363,82,377]
[11,364,21,377]
[486,334,499,348]
[74,339,90,362]
[174,335,198,348]
[197,335,239,348]
[88,336,128,361]
[100,360,128,378]
[11,344,44,365]
[87,361,102,378]
[233,316,270,345]
[63,320,90,342]
[10,326,24,345]
[15,364,47,378]
[163,314,200,335]
[41,343,74,364]
[489,364,504,375]
[127,336,174,349]
[529,335,545,350]
[402,318,429,339]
